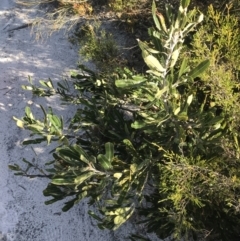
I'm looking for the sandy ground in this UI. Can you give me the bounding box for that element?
[0,1,163,240]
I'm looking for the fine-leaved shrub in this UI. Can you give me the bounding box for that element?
[77,22,122,72]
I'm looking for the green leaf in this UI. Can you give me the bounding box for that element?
[39,79,53,89]
[155,86,168,99]
[25,106,34,119]
[97,154,113,171]
[174,106,181,115]
[152,0,161,31]
[138,40,160,54]
[88,210,102,222]
[40,105,47,125]
[62,199,76,212]
[51,177,75,185]
[49,114,62,133]
[45,197,63,205]
[115,78,146,89]
[178,58,188,77]
[76,191,88,203]
[177,112,188,121]
[188,60,210,79]
[170,48,180,68]
[72,144,93,164]
[46,135,52,145]
[8,165,20,171]
[22,138,46,145]
[57,147,79,161]
[97,143,114,171]
[21,85,33,91]
[131,121,146,129]
[181,0,190,9]
[43,184,65,197]
[13,117,25,129]
[22,158,34,167]
[130,234,152,241]
[123,139,138,157]
[74,172,94,186]
[27,124,44,133]
[141,49,165,73]
[14,172,24,176]
[113,207,134,230]
[206,116,224,126]
[187,94,193,106]
[105,142,114,162]
[156,12,168,33]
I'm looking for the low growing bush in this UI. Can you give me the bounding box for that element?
[77,22,122,72]
[10,0,240,240]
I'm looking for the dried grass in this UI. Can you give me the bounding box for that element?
[16,0,91,39]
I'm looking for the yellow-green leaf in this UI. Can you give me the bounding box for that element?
[188,60,210,79]
[13,117,25,129]
[74,172,94,186]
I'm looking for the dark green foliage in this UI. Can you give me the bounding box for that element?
[10,1,240,240]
